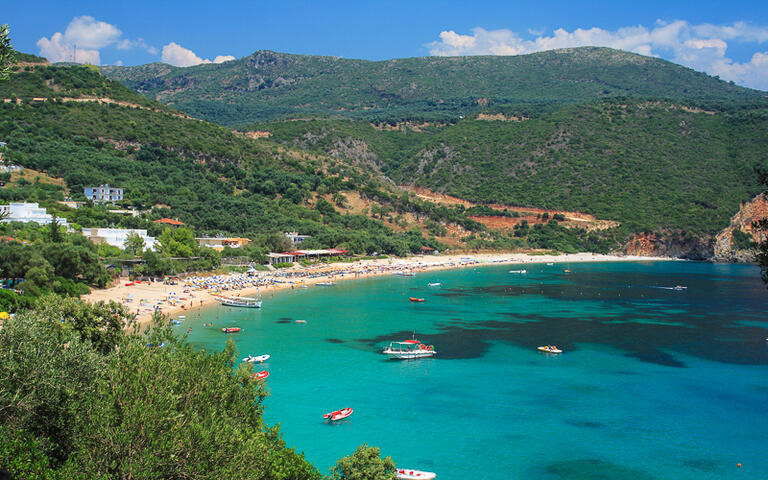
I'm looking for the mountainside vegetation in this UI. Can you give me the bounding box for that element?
[250,99,768,240]
[101,47,768,126]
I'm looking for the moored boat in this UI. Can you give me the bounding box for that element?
[409,297,425,302]
[383,340,436,359]
[427,282,441,287]
[508,269,527,274]
[215,295,262,308]
[251,370,269,380]
[243,354,270,363]
[316,282,336,286]
[396,469,437,480]
[222,327,241,333]
[324,407,353,422]
[537,345,562,354]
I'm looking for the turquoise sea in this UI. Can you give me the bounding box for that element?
[182,261,768,479]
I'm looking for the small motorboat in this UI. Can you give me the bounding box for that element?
[243,354,270,363]
[222,327,241,333]
[295,319,307,323]
[409,297,425,302]
[324,407,353,422]
[178,315,186,319]
[316,282,336,286]
[383,340,437,359]
[171,320,182,325]
[563,269,571,273]
[546,262,554,266]
[251,370,269,380]
[427,282,441,287]
[508,269,527,274]
[396,469,437,480]
[538,345,562,354]
[673,285,687,291]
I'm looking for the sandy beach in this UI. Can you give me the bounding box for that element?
[83,252,674,328]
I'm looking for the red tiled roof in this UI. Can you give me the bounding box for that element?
[153,218,185,225]
[421,246,435,251]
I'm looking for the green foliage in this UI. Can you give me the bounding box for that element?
[101,47,767,126]
[0,24,14,82]
[331,444,396,480]
[731,229,755,250]
[0,306,322,479]
[273,262,293,268]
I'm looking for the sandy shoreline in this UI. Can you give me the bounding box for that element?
[82,252,675,328]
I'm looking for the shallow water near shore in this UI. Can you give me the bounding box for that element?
[183,261,768,479]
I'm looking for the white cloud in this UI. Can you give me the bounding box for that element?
[161,42,234,67]
[116,37,157,55]
[37,32,101,64]
[37,16,124,65]
[427,21,768,90]
[63,16,121,49]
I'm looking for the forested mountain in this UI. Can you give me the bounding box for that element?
[0,60,489,256]
[255,101,768,236]
[100,47,767,126]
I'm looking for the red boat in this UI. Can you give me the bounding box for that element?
[221,327,241,333]
[124,282,134,286]
[252,370,269,380]
[409,297,425,302]
[324,407,353,422]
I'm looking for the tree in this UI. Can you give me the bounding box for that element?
[331,444,396,480]
[123,232,145,256]
[0,24,14,82]
[23,254,54,294]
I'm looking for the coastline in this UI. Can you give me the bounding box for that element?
[82,252,676,329]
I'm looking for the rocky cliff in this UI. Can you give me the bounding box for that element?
[713,193,768,262]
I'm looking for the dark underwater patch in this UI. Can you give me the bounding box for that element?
[564,419,605,429]
[275,320,291,324]
[540,458,657,480]
[325,338,345,344]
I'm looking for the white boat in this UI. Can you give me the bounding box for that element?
[383,340,436,359]
[394,271,415,277]
[537,345,562,354]
[427,282,441,287]
[316,282,336,286]
[243,354,270,363]
[216,295,262,308]
[673,285,687,291]
[508,269,527,274]
[396,469,436,480]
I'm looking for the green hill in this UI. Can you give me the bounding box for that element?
[0,63,476,256]
[252,100,768,237]
[101,47,767,126]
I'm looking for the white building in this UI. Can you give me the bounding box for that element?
[81,228,157,251]
[0,202,68,226]
[84,184,124,203]
[285,231,311,245]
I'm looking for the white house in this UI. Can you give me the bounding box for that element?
[84,184,124,203]
[81,228,157,251]
[0,202,68,226]
[285,231,311,245]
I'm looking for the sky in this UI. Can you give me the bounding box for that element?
[5,0,768,90]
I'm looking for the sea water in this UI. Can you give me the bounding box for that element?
[183,261,768,479]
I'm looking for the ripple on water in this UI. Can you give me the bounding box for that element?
[539,458,657,480]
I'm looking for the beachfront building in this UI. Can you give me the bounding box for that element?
[0,202,68,226]
[84,184,123,203]
[81,228,157,251]
[285,231,311,245]
[267,248,348,265]
[196,237,250,251]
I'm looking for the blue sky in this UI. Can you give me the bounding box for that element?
[5,0,768,89]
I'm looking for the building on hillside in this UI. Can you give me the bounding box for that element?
[0,202,68,226]
[196,237,250,251]
[153,218,185,227]
[84,184,123,203]
[267,248,348,265]
[58,200,84,209]
[285,231,312,245]
[81,228,157,251]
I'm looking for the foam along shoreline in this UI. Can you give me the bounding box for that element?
[82,253,675,329]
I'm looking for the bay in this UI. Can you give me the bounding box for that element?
[183,261,768,479]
